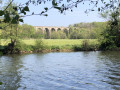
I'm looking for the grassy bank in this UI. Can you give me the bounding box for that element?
[0,39,99,54]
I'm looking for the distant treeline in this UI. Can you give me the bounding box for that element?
[69,22,106,39]
[0,22,107,39]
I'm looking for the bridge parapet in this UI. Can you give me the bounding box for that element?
[34,26,69,32]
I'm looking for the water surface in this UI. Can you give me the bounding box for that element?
[0,51,120,90]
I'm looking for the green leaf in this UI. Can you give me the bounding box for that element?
[54,7,61,10]
[98,8,100,11]
[24,6,29,11]
[21,6,29,14]
[21,10,26,15]
[44,14,48,16]
[52,0,57,6]
[0,10,4,16]
[44,7,48,11]
[19,19,23,22]
[41,11,44,14]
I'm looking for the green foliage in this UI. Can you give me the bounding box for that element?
[69,22,106,39]
[0,82,2,85]
[34,39,46,51]
[51,32,60,39]
[100,8,120,50]
[0,0,119,53]
[19,24,35,39]
[73,45,82,51]
[82,40,90,51]
[50,45,61,50]
[49,31,67,39]
[14,40,34,51]
[73,39,98,51]
[0,0,119,26]
[33,30,44,39]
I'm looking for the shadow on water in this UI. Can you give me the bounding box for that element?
[0,51,120,90]
[98,51,120,90]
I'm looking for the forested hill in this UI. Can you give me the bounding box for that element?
[68,22,107,39]
[70,22,106,29]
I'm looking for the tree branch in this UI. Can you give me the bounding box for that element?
[4,0,14,11]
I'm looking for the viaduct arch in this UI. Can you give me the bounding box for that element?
[34,26,69,39]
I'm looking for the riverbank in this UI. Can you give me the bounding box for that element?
[0,39,99,54]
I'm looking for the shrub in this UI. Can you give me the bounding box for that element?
[34,39,46,51]
[82,40,90,51]
[73,45,82,51]
[50,45,61,50]
[73,40,99,51]
[14,40,34,52]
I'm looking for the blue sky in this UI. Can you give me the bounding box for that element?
[5,0,105,26]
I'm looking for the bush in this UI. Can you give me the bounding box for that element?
[99,36,117,50]
[50,45,61,50]
[34,39,46,51]
[14,40,34,52]
[73,45,82,51]
[82,40,90,51]
[73,40,99,51]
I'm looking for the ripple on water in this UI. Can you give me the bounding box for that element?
[0,52,120,90]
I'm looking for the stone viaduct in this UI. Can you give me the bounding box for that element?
[34,26,69,38]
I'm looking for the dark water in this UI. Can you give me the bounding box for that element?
[0,51,120,90]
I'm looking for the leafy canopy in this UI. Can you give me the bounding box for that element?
[0,0,119,27]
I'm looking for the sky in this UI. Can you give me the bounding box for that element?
[3,0,105,27]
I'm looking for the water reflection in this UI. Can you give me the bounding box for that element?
[0,52,120,90]
[98,51,120,89]
[0,54,24,90]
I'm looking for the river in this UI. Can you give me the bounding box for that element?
[0,51,120,90]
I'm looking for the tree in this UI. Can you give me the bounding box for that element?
[0,0,120,25]
[69,22,106,39]
[0,0,21,53]
[51,31,60,39]
[100,7,120,50]
[58,31,67,39]
[20,24,35,39]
